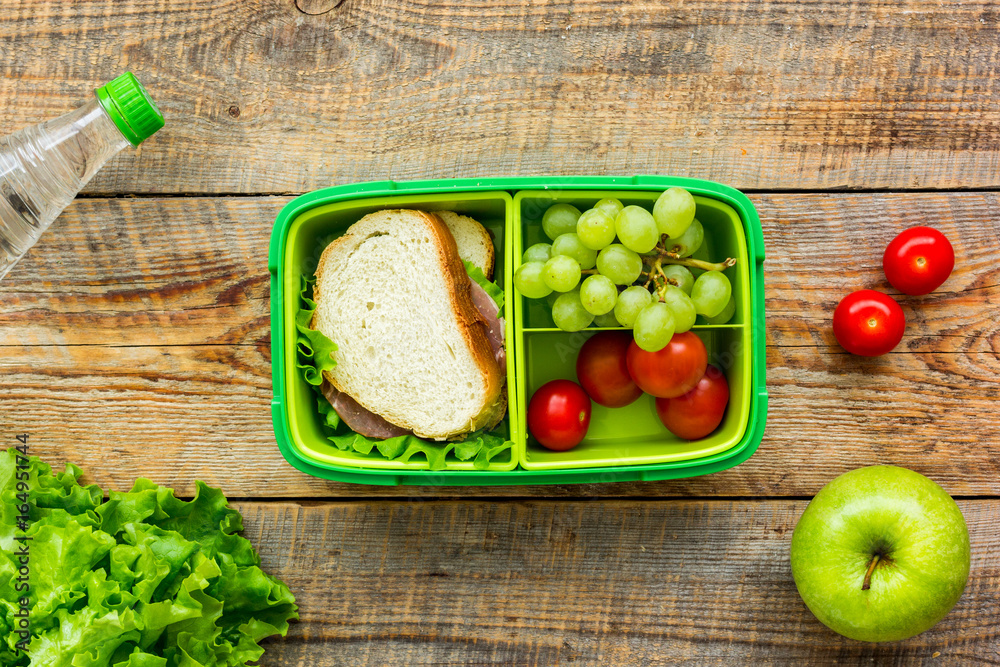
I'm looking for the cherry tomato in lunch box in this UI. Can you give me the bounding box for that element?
[832,289,905,357]
[883,226,955,296]
[527,379,592,451]
[575,331,643,408]
[655,365,730,440]
[626,331,708,398]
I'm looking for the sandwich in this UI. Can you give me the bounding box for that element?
[309,209,506,441]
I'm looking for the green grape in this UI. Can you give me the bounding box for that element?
[596,244,643,285]
[592,311,621,328]
[542,203,582,241]
[576,208,617,250]
[615,205,659,253]
[522,242,553,264]
[579,274,618,316]
[663,218,704,257]
[653,187,697,238]
[690,270,732,318]
[659,285,697,333]
[542,255,582,292]
[661,264,695,295]
[703,295,736,324]
[614,285,653,328]
[513,261,552,299]
[593,198,624,218]
[551,233,598,270]
[633,302,676,352]
[552,289,594,332]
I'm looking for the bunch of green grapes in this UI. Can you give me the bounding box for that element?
[513,188,738,351]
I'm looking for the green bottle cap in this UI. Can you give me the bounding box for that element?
[95,72,164,146]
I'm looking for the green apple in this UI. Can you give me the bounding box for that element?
[791,465,970,642]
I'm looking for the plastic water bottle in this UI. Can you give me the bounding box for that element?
[0,72,164,280]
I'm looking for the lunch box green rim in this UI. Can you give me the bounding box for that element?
[268,176,767,486]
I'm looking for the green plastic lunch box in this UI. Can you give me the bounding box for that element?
[269,176,767,485]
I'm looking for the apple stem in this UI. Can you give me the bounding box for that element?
[862,554,880,591]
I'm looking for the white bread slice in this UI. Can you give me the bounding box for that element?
[311,210,504,440]
[435,211,495,279]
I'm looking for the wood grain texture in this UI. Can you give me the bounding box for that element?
[240,498,1000,665]
[1,193,999,498]
[0,197,275,346]
[6,2,999,660]
[2,0,1000,193]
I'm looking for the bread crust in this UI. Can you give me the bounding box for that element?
[436,210,495,280]
[476,223,496,280]
[311,209,505,439]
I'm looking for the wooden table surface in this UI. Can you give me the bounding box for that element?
[3,1,1000,664]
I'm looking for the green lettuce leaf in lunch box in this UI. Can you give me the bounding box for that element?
[318,407,512,471]
[0,449,297,666]
[296,275,512,471]
[295,283,338,385]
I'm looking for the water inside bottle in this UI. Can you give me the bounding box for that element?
[0,99,130,280]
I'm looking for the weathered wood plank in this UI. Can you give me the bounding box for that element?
[4,342,1000,498]
[239,499,1000,665]
[758,193,1000,352]
[0,197,276,347]
[2,193,998,348]
[1,193,999,498]
[2,0,1000,192]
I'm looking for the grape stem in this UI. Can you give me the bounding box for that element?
[639,242,735,299]
[641,258,661,289]
[657,253,737,273]
[642,258,666,291]
[639,258,677,302]
[639,240,738,273]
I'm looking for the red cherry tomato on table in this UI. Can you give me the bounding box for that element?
[575,331,643,408]
[655,365,730,440]
[527,379,592,451]
[883,226,955,296]
[832,289,905,356]
[626,331,708,398]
